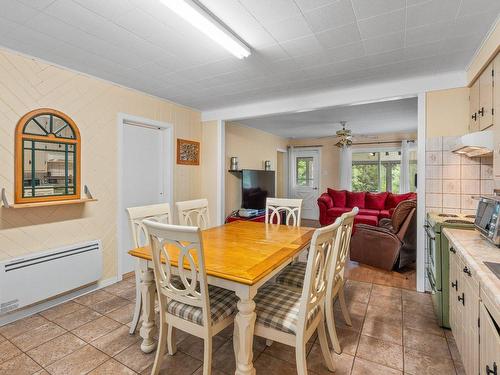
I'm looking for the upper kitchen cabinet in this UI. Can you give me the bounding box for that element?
[479,61,494,130]
[470,79,480,132]
[469,57,495,132]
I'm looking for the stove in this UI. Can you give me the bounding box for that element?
[425,212,475,328]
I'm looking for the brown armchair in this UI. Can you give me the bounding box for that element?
[349,199,416,271]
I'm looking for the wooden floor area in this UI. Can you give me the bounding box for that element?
[302,218,417,291]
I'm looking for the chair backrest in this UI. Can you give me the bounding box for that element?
[330,207,358,282]
[143,220,211,327]
[297,218,342,332]
[126,203,173,248]
[265,198,302,226]
[176,199,210,229]
[391,200,417,237]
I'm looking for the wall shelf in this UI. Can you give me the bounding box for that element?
[1,185,97,209]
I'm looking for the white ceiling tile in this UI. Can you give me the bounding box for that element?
[255,44,290,61]
[72,0,134,20]
[358,9,405,39]
[294,0,338,12]
[351,0,405,19]
[303,0,356,33]
[18,0,56,10]
[368,49,406,66]
[406,0,461,29]
[264,15,313,42]
[315,23,361,49]
[458,0,500,17]
[442,32,485,54]
[363,32,404,55]
[113,8,165,40]
[405,22,451,46]
[280,34,323,58]
[403,40,444,60]
[0,0,39,23]
[449,12,499,38]
[294,42,364,68]
[240,0,302,24]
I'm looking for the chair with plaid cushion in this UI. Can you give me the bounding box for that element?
[275,207,359,354]
[143,220,237,375]
[265,197,302,226]
[126,203,173,335]
[253,220,342,375]
[176,198,210,229]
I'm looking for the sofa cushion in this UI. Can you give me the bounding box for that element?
[327,188,347,207]
[385,192,417,209]
[327,207,351,217]
[358,208,380,216]
[379,210,392,219]
[346,191,366,208]
[365,192,388,210]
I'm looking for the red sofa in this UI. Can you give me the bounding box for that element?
[318,189,417,226]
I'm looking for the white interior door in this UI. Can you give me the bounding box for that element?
[121,122,169,275]
[291,148,320,220]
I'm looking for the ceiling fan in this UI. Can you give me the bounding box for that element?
[334,121,352,148]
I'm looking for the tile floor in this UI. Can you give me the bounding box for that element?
[0,274,464,375]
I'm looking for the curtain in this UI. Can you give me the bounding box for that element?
[339,145,352,190]
[400,140,410,193]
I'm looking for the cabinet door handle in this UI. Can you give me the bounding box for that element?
[458,293,465,305]
[478,107,485,117]
[450,247,456,254]
[472,113,477,121]
[486,362,497,375]
[463,266,471,277]
[451,280,458,291]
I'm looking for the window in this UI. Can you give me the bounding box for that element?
[352,149,417,193]
[296,156,314,186]
[15,109,81,204]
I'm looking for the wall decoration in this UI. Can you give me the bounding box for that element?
[177,138,200,165]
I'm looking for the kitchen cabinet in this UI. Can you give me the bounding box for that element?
[449,245,480,375]
[479,61,494,130]
[479,298,500,375]
[494,54,500,178]
[470,79,481,132]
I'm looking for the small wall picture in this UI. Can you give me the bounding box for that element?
[177,138,200,165]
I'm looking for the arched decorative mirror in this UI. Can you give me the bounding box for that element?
[15,108,81,204]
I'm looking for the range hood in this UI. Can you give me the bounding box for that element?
[451,130,493,157]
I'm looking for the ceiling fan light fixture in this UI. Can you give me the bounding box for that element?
[160,0,251,59]
[335,121,352,148]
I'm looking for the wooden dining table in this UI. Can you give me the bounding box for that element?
[128,220,314,375]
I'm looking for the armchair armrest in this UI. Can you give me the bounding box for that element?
[317,193,333,209]
[378,218,394,231]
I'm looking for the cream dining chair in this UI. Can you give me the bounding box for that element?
[176,198,210,229]
[265,197,302,226]
[252,220,341,375]
[126,203,173,335]
[275,207,359,353]
[143,220,238,375]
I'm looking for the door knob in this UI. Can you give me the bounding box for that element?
[450,247,456,254]
[312,187,318,190]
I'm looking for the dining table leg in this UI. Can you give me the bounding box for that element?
[139,261,157,353]
[233,288,257,375]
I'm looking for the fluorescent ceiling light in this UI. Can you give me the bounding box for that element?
[160,0,251,59]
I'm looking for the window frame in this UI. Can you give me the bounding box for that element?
[15,108,81,204]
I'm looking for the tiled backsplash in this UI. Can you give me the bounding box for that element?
[426,136,494,214]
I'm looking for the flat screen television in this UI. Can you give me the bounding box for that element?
[242,169,275,210]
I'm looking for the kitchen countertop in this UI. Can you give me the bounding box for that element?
[443,228,500,312]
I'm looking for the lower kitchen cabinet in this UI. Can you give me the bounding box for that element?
[480,293,500,375]
[449,245,480,375]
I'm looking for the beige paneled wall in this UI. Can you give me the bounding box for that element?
[0,49,202,280]
[225,122,288,216]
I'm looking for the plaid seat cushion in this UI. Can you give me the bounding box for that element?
[254,284,320,335]
[275,262,307,289]
[166,285,237,326]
